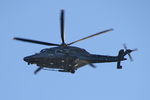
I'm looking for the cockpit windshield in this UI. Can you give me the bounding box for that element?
[40,49,48,53]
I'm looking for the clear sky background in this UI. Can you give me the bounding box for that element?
[0,0,150,100]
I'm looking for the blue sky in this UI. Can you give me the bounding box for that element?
[1,0,150,100]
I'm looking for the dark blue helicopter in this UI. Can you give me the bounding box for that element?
[13,10,137,74]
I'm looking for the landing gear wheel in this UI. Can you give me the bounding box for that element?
[70,70,75,74]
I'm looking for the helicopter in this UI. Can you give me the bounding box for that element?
[13,9,137,74]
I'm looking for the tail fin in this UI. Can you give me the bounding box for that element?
[117,49,124,69]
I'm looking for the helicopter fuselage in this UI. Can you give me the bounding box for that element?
[24,46,127,73]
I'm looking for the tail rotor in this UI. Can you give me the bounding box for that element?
[123,44,137,61]
[116,44,137,69]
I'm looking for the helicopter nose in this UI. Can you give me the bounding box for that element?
[23,55,38,62]
[23,54,42,64]
[23,56,32,62]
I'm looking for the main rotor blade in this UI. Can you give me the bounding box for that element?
[89,64,97,68]
[67,28,113,45]
[34,67,43,74]
[13,37,60,46]
[60,9,65,44]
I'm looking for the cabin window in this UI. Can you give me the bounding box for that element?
[55,49,63,54]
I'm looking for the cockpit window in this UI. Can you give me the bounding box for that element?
[40,48,55,53]
[40,49,47,53]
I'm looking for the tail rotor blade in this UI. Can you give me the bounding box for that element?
[128,53,133,61]
[123,44,127,50]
